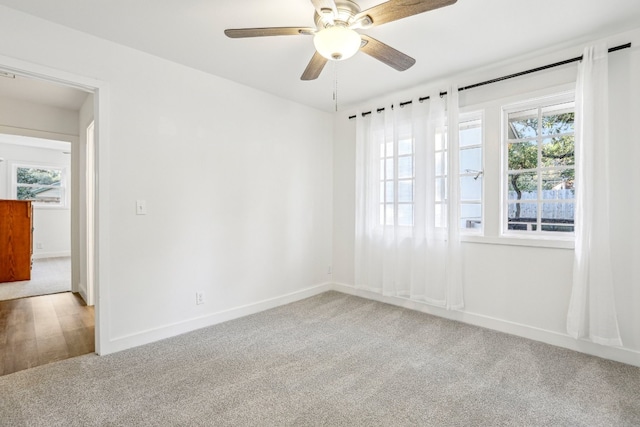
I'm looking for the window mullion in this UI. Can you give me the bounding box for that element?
[537,107,543,233]
[394,136,399,226]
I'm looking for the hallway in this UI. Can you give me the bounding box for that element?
[0,292,94,375]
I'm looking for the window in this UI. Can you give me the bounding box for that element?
[380,136,414,226]
[504,95,575,235]
[459,114,483,231]
[434,128,447,227]
[435,112,484,231]
[12,164,68,208]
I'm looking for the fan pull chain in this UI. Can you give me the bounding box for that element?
[333,61,338,112]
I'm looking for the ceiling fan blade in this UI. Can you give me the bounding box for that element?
[301,52,329,80]
[355,0,457,28]
[359,35,415,71]
[224,27,315,38]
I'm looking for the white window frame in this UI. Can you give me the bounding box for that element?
[459,111,484,234]
[379,132,415,227]
[435,111,484,233]
[10,162,69,209]
[501,92,576,239]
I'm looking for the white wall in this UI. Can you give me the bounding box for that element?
[0,96,79,137]
[0,6,333,354]
[0,140,71,258]
[333,28,640,365]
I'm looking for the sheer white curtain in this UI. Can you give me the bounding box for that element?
[566,43,622,346]
[355,87,463,309]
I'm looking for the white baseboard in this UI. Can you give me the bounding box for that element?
[98,281,640,367]
[331,282,640,368]
[102,282,333,355]
[32,251,71,260]
[77,284,89,305]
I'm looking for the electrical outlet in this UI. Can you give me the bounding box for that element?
[36,242,43,249]
[195,292,205,305]
[327,265,332,275]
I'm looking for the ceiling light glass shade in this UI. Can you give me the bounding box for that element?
[313,26,361,61]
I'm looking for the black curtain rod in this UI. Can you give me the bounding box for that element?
[350,96,430,119]
[348,42,631,120]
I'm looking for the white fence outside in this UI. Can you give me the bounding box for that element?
[508,190,575,220]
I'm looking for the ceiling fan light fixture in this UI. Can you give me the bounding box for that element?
[313,26,361,61]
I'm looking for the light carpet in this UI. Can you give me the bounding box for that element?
[0,257,71,301]
[1,291,638,426]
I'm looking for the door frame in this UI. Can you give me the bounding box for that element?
[84,120,96,306]
[0,54,110,355]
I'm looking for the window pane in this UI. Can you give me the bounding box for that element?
[398,204,413,226]
[508,108,538,139]
[460,176,482,201]
[385,204,394,226]
[435,152,447,176]
[398,156,413,178]
[17,186,62,204]
[508,172,537,200]
[508,203,537,229]
[460,147,482,173]
[541,224,574,233]
[508,202,537,221]
[379,160,385,179]
[398,139,412,155]
[460,122,481,147]
[380,140,395,157]
[507,141,537,170]
[542,136,575,167]
[435,178,447,203]
[385,158,394,179]
[435,203,447,228]
[379,182,384,203]
[541,203,574,230]
[541,170,575,200]
[398,180,413,203]
[461,203,482,218]
[385,181,394,203]
[17,187,36,200]
[435,130,446,151]
[461,203,482,230]
[541,105,574,136]
[17,167,61,185]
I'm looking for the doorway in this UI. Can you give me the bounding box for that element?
[0,134,73,301]
[0,57,106,363]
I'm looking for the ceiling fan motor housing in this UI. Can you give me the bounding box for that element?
[314,0,362,29]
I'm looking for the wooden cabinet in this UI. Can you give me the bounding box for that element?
[0,200,33,283]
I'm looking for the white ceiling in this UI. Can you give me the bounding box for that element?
[0,133,71,151]
[0,73,89,111]
[0,0,639,112]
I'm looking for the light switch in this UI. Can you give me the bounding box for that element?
[136,200,147,215]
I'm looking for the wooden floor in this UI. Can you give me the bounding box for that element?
[0,292,94,376]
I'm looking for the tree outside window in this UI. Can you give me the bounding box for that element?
[14,165,66,207]
[505,98,575,234]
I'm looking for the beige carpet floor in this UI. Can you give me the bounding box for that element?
[0,257,71,301]
[0,291,639,426]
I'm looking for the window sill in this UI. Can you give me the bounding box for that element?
[461,234,574,249]
[33,205,69,210]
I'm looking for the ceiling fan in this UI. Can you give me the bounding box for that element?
[224,0,457,81]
